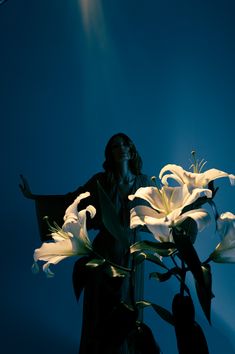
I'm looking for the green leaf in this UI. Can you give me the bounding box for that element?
[131,322,162,354]
[133,252,147,266]
[97,181,129,248]
[85,258,106,268]
[172,293,195,324]
[150,267,181,282]
[136,300,175,326]
[172,293,210,353]
[151,303,175,326]
[195,264,213,324]
[172,221,214,323]
[134,251,168,269]
[104,264,130,278]
[149,271,172,282]
[176,217,198,244]
[172,224,204,287]
[130,240,176,257]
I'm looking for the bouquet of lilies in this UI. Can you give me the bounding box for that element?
[128,152,235,353]
[32,152,235,354]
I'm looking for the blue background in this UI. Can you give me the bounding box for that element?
[1,0,235,353]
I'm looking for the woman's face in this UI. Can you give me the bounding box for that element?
[110,137,131,163]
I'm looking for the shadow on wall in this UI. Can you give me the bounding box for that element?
[142,240,235,354]
[3,317,78,354]
[143,291,235,354]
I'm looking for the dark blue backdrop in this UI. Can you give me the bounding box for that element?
[1,0,235,353]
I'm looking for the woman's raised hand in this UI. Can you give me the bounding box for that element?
[19,174,35,199]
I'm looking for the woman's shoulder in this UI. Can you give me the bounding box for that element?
[84,172,106,185]
[77,172,108,193]
[66,172,104,196]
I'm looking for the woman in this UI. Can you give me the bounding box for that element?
[20,133,158,354]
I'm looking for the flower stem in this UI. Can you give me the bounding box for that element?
[180,259,186,296]
[170,254,190,295]
[91,250,132,273]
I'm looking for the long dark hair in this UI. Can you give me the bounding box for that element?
[102,133,143,175]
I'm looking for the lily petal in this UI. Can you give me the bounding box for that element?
[51,229,72,242]
[202,169,235,186]
[33,240,75,277]
[62,205,95,249]
[63,191,91,223]
[211,249,235,263]
[216,212,235,240]
[210,213,235,263]
[129,185,211,214]
[159,164,235,188]
[181,186,212,208]
[33,194,96,277]
[159,164,187,185]
[176,209,211,232]
[210,239,235,263]
[159,164,185,185]
[130,205,172,242]
[129,187,166,212]
[34,239,76,263]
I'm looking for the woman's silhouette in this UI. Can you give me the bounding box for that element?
[20,133,159,354]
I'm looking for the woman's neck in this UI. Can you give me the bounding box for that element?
[114,161,134,182]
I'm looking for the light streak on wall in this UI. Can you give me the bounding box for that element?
[78,0,109,48]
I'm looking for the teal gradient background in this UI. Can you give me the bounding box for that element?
[1,1,235,353]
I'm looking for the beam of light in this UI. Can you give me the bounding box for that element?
[76,0,128,136]
[78,0,109,48]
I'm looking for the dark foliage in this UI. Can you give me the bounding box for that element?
[172,294,209,354]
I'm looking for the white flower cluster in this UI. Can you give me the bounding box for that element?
[129,162,235,263]
[32,192,95,277]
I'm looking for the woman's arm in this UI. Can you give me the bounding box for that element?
[19,172,104,241]
[19,174,68,200]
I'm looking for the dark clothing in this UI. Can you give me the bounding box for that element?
[34,172,154,354]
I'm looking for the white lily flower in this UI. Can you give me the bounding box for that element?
[63,191,91,225]
[217,212,235,240]
[159,164,235,189]
[209,212,235,263]
[33,193,96,277]
[129,185,211,242]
